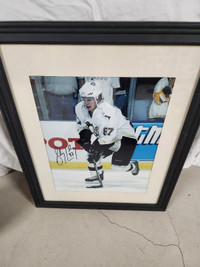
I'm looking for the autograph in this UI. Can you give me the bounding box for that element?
[54,144,78,166]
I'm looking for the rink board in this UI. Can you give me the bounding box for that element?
[41,121,162,170]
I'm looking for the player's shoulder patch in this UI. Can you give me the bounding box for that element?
[95,101,115,122]
[104,115,111,120]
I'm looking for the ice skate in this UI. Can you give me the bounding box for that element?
[85,171,104,182]
[131,161,139,175]
[85,171,104,188]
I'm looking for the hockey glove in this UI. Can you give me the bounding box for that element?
[77,129,92,152]
[163,86,172,97]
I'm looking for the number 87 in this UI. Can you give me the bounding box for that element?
[103,127,114,136]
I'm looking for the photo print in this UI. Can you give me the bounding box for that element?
[30,76,176,192]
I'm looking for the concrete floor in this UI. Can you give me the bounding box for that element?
[0,167,200,267]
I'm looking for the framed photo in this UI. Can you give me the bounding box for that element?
[0,22,199,210]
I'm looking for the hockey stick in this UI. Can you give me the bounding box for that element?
[86,159,103,189]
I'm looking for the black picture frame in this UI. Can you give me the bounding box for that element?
[0,21,199,211]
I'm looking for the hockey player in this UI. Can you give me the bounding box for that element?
[149,77,175,120]
[75,80,139,188]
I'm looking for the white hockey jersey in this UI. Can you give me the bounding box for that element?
[75,100,136,150]
[149,77,172,119]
